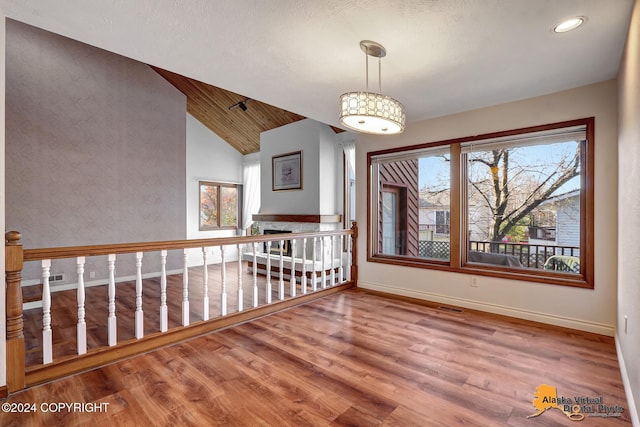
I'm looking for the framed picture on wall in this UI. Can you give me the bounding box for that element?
[272,151,302,191]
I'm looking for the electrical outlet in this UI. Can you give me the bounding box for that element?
[89,271,96,279]
[470,276,479,287]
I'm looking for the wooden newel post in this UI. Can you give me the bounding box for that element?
[350,221,358,286]
[5,230,25,392]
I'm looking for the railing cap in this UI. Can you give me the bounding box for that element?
[6,230,22,245]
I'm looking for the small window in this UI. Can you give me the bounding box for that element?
[368,118,594,288]
[199,181,239,230]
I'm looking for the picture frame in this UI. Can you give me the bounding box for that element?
[272,151,302,191]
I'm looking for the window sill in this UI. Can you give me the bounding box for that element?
[367,254,592,289]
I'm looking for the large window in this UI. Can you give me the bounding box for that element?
[199,181,240,230]
[368,118,594,288]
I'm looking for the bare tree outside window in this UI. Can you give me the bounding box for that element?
[368,118,594,288]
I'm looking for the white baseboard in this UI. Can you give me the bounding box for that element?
[615,335,640,427]
[358,280,615,336]
[22,269,184,310]
[46,269,184,293]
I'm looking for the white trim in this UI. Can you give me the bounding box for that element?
[460,125,586,153]
[23,301,42,310]
[358,280,615,336]
[21,269,183,294]
[615,335,640,427]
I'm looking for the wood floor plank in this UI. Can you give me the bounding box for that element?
[2,289,631,426]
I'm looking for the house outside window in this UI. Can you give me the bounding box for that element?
[199,181,240,230]
[368,117,594,288]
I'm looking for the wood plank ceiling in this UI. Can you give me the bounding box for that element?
[152,66,341,154]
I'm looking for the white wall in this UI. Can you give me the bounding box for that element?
[259,119,340,215]
[186,113,243,264]
[617,0,640,423]
[319,124,338,215]
[356,80,618,336]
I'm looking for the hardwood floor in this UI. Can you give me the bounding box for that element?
[23,262,320,366]
[4,289,631,426]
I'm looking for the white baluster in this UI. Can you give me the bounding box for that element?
[347,232,352,280]
[278,239,285,301]
[266,241,272,304]
[321,237,327,289]
[290,239,297,297]
[135,252,144,339]
[42,259,53,364]
[182,248,190,326]
[77,256,87,355]
[312,237,318,292]
[252,242,258,308]
[237,243,244,312]
[330,235,336,287]
[339,235,344,283]
[220,245,227,316]
[160,251,168,333]
[202,247,209,321]
[301,238,308,295]
[107,254,117,345]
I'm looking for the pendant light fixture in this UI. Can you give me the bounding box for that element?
[339,40,405,135]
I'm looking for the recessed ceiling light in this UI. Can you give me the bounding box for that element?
[554,17,586,33]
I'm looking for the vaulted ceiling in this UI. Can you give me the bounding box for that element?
[152,67,307,154]
[0,1,633,146]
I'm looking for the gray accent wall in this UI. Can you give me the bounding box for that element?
[5,19,187,249]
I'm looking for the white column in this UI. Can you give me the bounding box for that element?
[237,243,244,312]
[159,250,168,332]
[266,241,272,304]
[321,237,327,289]
[202,247,210,321]
[76,256,87,355]
[41,259,53,364]
[220,245,227,316]
[252,242,258,308]
[339,235,344,283]
[330,235,336,287]
[346,232,352,280]
[278,240,285,301]
[107,254,117,345]
[290,239,297,297]
[182,248,190,326]
[135,252,144,339]
[301,238,308,295]
[312,237,318,292]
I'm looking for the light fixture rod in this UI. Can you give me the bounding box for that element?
[378,56,382,93]
[365,49,369,91]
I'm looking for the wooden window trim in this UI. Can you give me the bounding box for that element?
[367,117,595,289]
[199,181,239,231]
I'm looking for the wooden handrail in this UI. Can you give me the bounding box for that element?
[5,231,25,392]
[6,224,359,392]
[24,228,356,262]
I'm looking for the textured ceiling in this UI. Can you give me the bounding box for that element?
[0,1,634,134]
